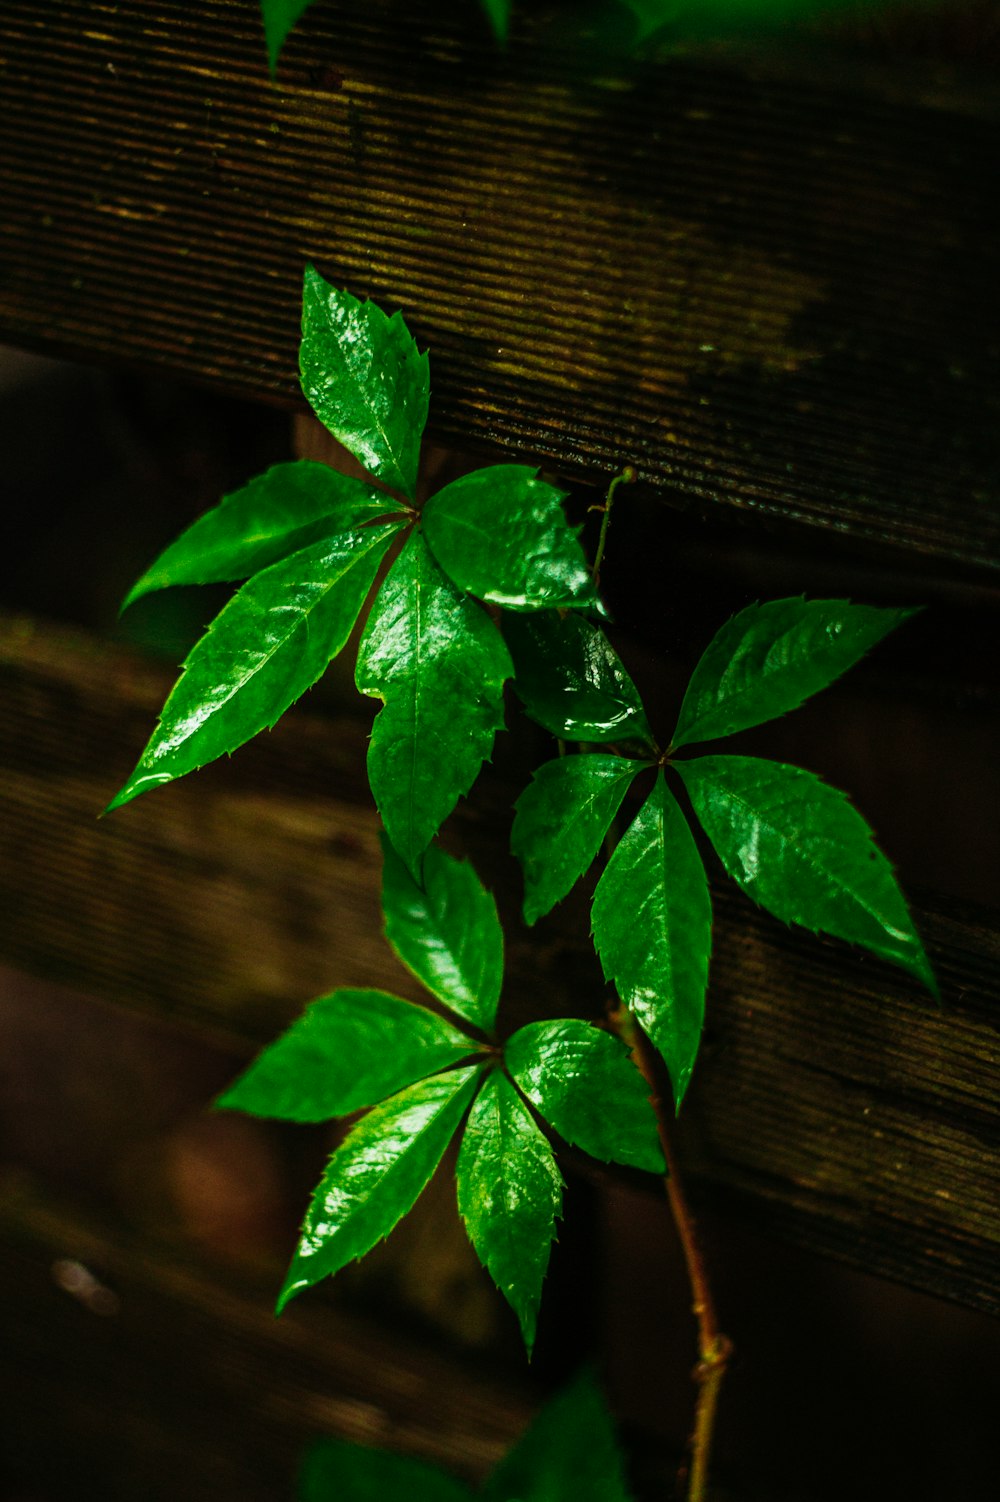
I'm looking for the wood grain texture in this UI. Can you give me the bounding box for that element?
[0,611,997,1316]
[1,0,998,571]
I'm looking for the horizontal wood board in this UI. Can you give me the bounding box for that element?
[1,0,999,571]
[1,612,997,1317]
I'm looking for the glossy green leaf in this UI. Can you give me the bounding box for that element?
[676,755,937,993]
[504,612,653,745]
[299,1439,473,1502]
[109,524,399,811]
[456,1070,563,1354]
[506,1020,663,1174]
[671,597,916,750]
[512,754,643,925]
[422,466,599,612]
[591,774,712,1106]
[482,1369,634,1502]
[216,988,477,1123]
[356,530,512,871]
[300,266,429,499]
[382,837,503,1033]
[479,0,512,42]
[278,1066,482,1313]
[260,0,314,73]
[122,462,402,612]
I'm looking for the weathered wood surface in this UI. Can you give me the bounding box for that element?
[1,611,997,1317]
[1,0,999,572]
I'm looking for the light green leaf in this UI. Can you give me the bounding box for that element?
[299,1439,473,1502]
[260,1,315,74]
[512,754,644,925]
[456,1071,563,1355]
[216,988,477,1123]
[108,523,400,811]
[672,597,915,750]
[504,612,653,745]
[122,462,402,611]
[591,775,712,1106]
[277,1066,482,1312]
[382,836,503,1033]
[482,1369,635,1502]
[422,466,599,612]
[506,1020,663,1174]
[676,755,937,994]
[300,266,429,499]
[480,0,512,43]
[356,530,512,872]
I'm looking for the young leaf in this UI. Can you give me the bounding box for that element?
[422,466,600,612]
[482,1369,635,1502]
[504,612,653,745]
[299,1438,474,1502]
[512,754,644,925]
[591,774,712,1107]
[456,1070,563,1354]
[356,531,513,872]
[676,754,937,993]
[260,1,315,74]
[381,837,503,1034]
[671,597,916,750]
[122,462,403,612]
[108,523,400,811]
[300,266,429,500]
[506,1019,663,1174]
[277,1065,482,1313]
[216,989,477,1123]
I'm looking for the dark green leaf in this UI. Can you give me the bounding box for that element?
[504,612,653,745]
[591,775,711,1106]
[482,1369,634,1502]
[277,1066,482,1312]
[216,988,477,1123]
[676,755,937,994]
[671,597,916,750]
[506,1020,663,1174]
[382,837,503,1033]
[356,531,512,871]
[512,754,643,925]
[479,0,512,43]
[108,524,399,811]
[300,266,429,499]
[422,466,599,612]
[456,1070,563,1354]
[300,1438,473,1502]
[122,462,402,611]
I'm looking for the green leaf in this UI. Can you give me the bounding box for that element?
[216,988,477,1123]
[479,0,512,43]
[356,530,512,871]
[260,1,315,74]
[422,466,599,612]
[512,754,643,925]
[122,462,402,612]
[482,1370,634,1502]
[506,1020,663,1174]
[676,754,937,994]
[300,1439,473,1502]
[108,523,399,811]
[456,1070,563,1355]
[591,775,712,1106]
[504,612,653,745]
[300,266,429,499]
[671,597,916,750]
[278,1066,482,1313]
[382,837,503,1034]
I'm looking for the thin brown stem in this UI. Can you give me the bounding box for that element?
[589,465,636,587]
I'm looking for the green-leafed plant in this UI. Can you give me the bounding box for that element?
[112,269,934,1499]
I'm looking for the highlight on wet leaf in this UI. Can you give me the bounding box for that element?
[671,597,915,750]
[676,754,937,994]
[504,612,654,746]
[456,1070,564,1354]
[591,773,712,1106]
[506,1019,664,1173]
[382,836,503,1033]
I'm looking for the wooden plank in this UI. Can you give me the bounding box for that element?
[1,1,998,572]
[0,611,997,1318]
